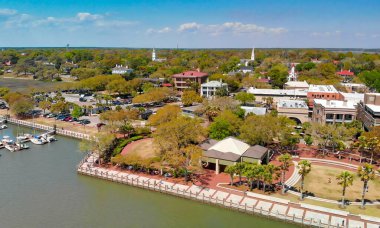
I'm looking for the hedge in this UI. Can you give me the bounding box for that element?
[112,136,144,157]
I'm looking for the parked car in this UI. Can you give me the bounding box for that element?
[63,116,73,122]
[79,119,91,125]
[79,97,87,102]
[47,113,57,118]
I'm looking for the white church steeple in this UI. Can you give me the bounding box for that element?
[287,64,297,82]
[152,48,156,61]
[250,47,255,61]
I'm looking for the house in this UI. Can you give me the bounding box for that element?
[312,99,357,124]
[239,66,254,74]
[337,70,355,82]
[201,137,270,174]
[112,65,133,75]
[357,93,380,130]
[200,80,228,98]
[172,70,208,91]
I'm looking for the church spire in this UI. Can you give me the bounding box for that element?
[250,47,255,61]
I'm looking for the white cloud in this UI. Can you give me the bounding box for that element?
[177,21,287,35]
[355,33,366,37]
[371,34,380,38]
[0,8,17,16]
[76,12,103,22]
[178,22,201,32]
[310,30,341,37]
[146,26,172,34]
[1,11,136,31]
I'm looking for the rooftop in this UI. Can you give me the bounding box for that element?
[278,99,308,109]
[201,80,227,87]
[173,71,208,78]
[337,70,355,76]
[314,99,356,109]
[241,106,267,115]
[341,83,366,87]
[208,137,250,156]
[340,92,364,103]
[308,84,338,93]
[284,81,309,88]
[247,87,308,96]
[365,104,380,113]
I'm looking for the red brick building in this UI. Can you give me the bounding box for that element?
[172,70,208,91]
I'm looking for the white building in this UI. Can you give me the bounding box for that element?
[287,64,298,82]
[312,99,357,124]
[240,47,255,67]
[247,87,308,103]
[112,65,133,75]
[200,80,228,98]
[152,48,167,62]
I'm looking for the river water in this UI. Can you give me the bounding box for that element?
[0,125,297,228]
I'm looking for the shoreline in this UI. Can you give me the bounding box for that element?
[4,116,380,227]
[77,153,380,228]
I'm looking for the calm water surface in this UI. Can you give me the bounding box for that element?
[0,125,298,228]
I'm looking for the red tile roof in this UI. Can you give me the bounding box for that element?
[337,70,354,76]
[256,78,270,83]
[173,71,208,78]
[162,83,172,87]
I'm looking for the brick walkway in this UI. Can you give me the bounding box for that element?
[78,154,380,228]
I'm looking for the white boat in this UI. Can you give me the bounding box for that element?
[30,137,46,145]
[16,134,32,143]
[0,124,7,129]
[0,142,5,149]
[40,133,56,143]
[2,136,13,144]
[5,143,19,152]
[16,142,29,150]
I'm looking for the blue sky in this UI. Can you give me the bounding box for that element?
[0,0,379,48]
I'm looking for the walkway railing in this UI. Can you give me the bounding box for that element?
[3,116,91,140]
[76,154,377,228]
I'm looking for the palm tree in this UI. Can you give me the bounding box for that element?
[357,163,376,208]
[235,162,246,185]
[243,163,258,190]
[278,153,293,194]
[336,171,354,208]
[297,160,311,200]
[263,164,280,193]
[225,165,236,186]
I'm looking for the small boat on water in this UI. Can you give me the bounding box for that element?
[2,136,13,144]
[30,136,47,145]
[5,142,20,152]
[41,133,57,143]
[16,133,33,143]
[16,142,29,150]
[0,142,5,149]
[0,124,7,129]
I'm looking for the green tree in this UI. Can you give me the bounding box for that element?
[181,90,203,106]
[71,105,83,118]
[38,100,51,114]
[263,164,280,193]
[267,64,288,88]
[298,160,311,200]
[278,153,293,194]
[11,97,34,117]
[119,123,135,138]
[336,171,354,208]
[208,110,242,140]
[234,92,255,105]
[0,87,10,97]
[148,105,181,126]
[357,163,376,208]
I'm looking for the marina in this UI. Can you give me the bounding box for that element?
[0,124,297,228]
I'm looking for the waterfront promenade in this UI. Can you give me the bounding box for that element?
[77,153,380,228]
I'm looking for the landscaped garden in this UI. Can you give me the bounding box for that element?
[294,165,380,202]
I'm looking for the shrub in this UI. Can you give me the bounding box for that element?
[112,136,144,157]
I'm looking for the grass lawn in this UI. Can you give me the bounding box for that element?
[272,192,380,217]
[0,77,62,92]
[293,165,380,202]
[123,138,158,159]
